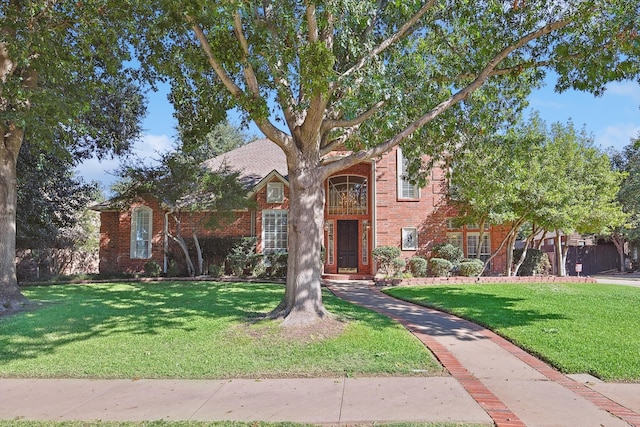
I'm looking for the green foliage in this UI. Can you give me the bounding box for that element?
[226,238,260,277]
[408,256,428,277]
[513,249,551,276]
[428,258,453,277]
[458,259,484,277]
[610,140,640,246]
[372,246,402,277]
[391,258,407,278]
[431,243,464,268]
[262,252,289,279]
[208,264,224,278]
[385,283,640,381]
[143,261,162,278]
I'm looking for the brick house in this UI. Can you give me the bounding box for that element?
[94,138,509,277]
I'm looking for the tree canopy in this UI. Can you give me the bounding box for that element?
[1,0,146,310]
[125,0,640,324]
[448,114,625,276]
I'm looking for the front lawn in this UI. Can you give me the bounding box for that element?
[0,281,440,379]
[384,283,640,382]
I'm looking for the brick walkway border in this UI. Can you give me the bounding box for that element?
[328,283,640,427]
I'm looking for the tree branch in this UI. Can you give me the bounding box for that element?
[320,15,575,179]
[321,100,386,136]
[186,14,290,149]
[233,11,260,97]
[340,0,437,80]
[305,1,318,43]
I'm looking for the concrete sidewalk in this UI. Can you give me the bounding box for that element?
[328,282,640,427]
[1,281,639,426]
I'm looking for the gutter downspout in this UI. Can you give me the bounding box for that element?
[164,211,171,275]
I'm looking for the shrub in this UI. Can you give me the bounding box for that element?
[262,251,288,278]
[143,261,162,277]
[459,259,484,277]
[429,257,453,277]
[226,237,260,276]
[409,256,428,277]
[431,243,463,268]
[391,258,407,277]
[372,246,402,276]
[208,264,224,277]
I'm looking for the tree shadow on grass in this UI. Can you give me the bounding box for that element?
[0,281,284,364]
[383,286,569,339]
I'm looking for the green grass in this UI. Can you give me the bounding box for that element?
[0,281,440,379]
[384,283,640,382]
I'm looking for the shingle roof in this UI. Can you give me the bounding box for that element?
[202,138,288,188]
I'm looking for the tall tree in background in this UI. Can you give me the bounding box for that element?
[132,1,639,325]
[448,115,625,277]
[610,139,640,271]
[0,1,145,311]
[114,121,251,276]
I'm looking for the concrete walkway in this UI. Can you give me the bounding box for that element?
[1,281,639,426]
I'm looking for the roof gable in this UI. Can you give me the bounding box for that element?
[202,138,288,189]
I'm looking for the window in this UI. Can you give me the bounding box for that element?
[262,210,288,254]
[447,232,463,250]
[266,182,284,203]
[130,206,152,259]
[401,227,418,250]
[328,175,368,215]
[467,233,491,262]
[326,220,334,265]
[397,148,420,200]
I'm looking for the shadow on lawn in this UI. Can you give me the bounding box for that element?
[385,286,569,333]
[0,281,284,363]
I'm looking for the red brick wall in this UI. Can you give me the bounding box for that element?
[98,158,509,276]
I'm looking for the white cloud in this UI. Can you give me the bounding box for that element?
[74,133,175,195]
[596,124,640,150]
[606,82,640,104]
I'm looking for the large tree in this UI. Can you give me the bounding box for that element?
[132,1,639,325]
[610,139,640,271]
[448,115,625,276]
[1,1,145,310]
[114,122,251,276]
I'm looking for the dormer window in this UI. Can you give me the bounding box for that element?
[266,182,284,203]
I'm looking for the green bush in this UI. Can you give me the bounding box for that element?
[372,246,402,276]
[264,251,288,278]
[208,264,224,277]
[409,256,428,277]
[226,237,260,276]
[513,248,552,276]
[391,257,407,277]
[431,243,464,268]
[459,259,484,277]
[429,257,453,277]
[143,261,162,277]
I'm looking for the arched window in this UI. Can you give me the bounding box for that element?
[328,175,368,215]
[130,206,152,259]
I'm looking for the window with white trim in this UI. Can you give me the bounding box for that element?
[401,227,418,250]
[130,206,152,259]
[262,210,288,254]
[397,148,420,200]
[467,233,491,262]
[266,182,284,203]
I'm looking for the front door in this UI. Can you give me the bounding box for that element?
[337,220,359,273]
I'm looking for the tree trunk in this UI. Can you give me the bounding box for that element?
[555,230,566,277]
[0,127,28,311]
[192,231,204,275]
[611,233,626,272]
[169,214,195,276]
[269,152,329,327]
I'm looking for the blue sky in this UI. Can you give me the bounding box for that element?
[76,77,640,195]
